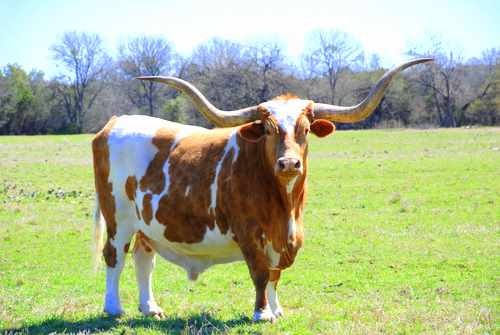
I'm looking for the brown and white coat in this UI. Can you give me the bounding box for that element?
[92,58,432,321]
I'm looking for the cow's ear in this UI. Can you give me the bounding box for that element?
[238,121,266,142]
[310,119,335,137]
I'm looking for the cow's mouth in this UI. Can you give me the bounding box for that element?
[276,171,302,184]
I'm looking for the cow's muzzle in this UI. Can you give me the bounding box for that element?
[276,157,302,176]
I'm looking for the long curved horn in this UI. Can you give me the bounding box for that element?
[313,58,433,123]
[136,76,260,127]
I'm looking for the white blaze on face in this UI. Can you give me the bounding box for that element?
[261,98,311,135]
[209,130,240,215]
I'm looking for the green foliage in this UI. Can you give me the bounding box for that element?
[0,65,59,134]
[161,96,186,123]
[0,129,498,334]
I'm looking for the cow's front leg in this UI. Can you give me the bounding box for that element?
[133,232,165,319]
[242,248,275,322]
[267,269,283,318]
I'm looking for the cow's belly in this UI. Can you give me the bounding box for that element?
[139,223,244,279]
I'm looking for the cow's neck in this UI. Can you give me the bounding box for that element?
[225,135,306,266]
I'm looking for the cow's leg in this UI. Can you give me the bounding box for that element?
[267,269,284,318]
[242,248,275,322]
[133,232,165,319]
[103,223,134,316]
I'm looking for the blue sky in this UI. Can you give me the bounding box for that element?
[1,0,498,77]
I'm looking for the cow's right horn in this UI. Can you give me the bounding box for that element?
[313,58,433,123]
[137,76,260,127]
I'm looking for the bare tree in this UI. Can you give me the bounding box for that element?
[368,54,382,71]
[302,31,363,104]
[248,43,285,101]
[409,38,498,127]
[118,36,178,116]
[51,32,110,132]
[461,48,499,112]
[188,39,256,110]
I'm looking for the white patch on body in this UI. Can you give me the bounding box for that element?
[261,99,311,135]
[264,243,280,268]
[184,185,191,197]
[108,115,170,200]
[209,130,240,214]
[287,217,296,243]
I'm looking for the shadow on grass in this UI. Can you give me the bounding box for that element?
[3,312,252,334]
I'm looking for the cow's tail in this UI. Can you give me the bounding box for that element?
[93,195,105,271]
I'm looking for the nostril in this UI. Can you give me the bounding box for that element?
[294,160,301,169]
[278,160,286,170]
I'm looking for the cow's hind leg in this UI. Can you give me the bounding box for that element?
[103,220,134,316]
[133,232,165,319]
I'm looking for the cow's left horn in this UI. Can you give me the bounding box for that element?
[313,58,433,123]
[136,76,260,127]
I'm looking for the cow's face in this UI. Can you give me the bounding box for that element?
[239,97,335,184]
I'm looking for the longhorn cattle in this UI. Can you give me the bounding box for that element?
[92,58,431,321]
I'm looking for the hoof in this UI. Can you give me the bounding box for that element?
[152,311,166,320]
[104,308,124,318]
[139,304,166,319]
[273,307,284,318]
[104,297,124,317]
[253,308,276,323]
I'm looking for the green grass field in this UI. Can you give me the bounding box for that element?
[0,128,499,334]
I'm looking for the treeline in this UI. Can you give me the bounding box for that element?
[0,31,498,134]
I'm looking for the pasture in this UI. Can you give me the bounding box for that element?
[0,128,498,334]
